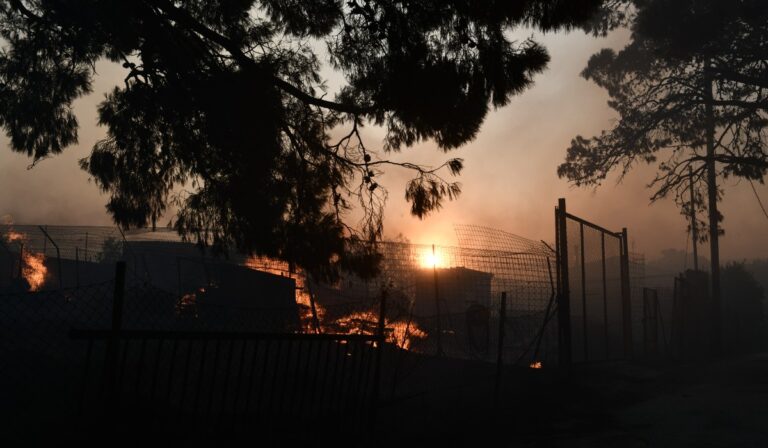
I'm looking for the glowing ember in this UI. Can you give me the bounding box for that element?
[529,361,543,369]
[176,292,198,316]
[4,229,48,291]
[334,310,428,350]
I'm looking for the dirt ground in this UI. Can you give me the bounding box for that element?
[377,352,768,447]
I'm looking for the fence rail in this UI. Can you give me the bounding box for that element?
[70,328,382,439]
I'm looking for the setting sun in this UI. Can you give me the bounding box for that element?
[420,247,446,269]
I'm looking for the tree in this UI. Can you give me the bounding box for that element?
[0,0,605,279]
[560,0,768,219]
[557,0,768,348]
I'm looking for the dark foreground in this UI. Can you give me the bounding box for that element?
[4,351,768,447]
[378,352,768,447]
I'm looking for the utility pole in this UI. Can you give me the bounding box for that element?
[689,165,699,271]
[704,62,722,352]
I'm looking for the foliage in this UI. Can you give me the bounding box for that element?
[558,0,768,239]
[98,236,124,264]
[0,0,605,278]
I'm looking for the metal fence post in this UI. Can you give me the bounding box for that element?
[18,242,24,279]
[432,244,444,357]
[306,279,321,334]
[494,291,507,408]
[38,226,62,289]
[601,232,609,359]
[105,261,126,413]
[579,222,588,362]
[620,228,633,358]
[370,289,387,435]
[75,247,80,288]
[642,288,659,358]
[556,198,572,366]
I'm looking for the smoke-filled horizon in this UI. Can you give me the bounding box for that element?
[1,28,767,264]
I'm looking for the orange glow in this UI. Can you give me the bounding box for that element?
[529,361,543,369]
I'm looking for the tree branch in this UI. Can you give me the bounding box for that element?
[8,0,42,22]
[710,66,768,90]
[149,0,374,115]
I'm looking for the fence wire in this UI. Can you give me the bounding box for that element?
[0,280,114,434]
[309,239,559,368]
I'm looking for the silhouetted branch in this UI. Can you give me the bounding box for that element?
[149,0,373,115]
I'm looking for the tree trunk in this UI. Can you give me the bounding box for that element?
[704,64,723,353]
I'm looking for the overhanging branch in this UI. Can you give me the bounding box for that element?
[150,0,374,115]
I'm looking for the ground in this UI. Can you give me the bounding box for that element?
[378,352,768,447]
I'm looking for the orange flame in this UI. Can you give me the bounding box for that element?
[388,319,428,350]
[6,231,24,242]
[244,256,427,349]
[245,256,324,332]
[21,251,47,291]
[4,229,48,291]
[333,310,428,350]
[529,361,543,369]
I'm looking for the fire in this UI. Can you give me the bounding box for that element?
[21,251,47,291]
[244,256,427,349]
[4,229,48,291]
[529,361,543,369]
[6,231,24,242]
[245,256,325,332]
[388,319,428,350]
[334,310,428,350]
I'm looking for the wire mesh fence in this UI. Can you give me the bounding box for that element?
[310,236,559,368]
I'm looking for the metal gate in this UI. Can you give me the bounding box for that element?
[555,198,632,365]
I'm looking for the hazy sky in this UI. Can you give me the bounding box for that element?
[1,27,767,264]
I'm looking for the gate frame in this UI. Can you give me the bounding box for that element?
[555,198,633,365]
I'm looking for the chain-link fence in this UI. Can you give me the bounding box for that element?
[0,279,115,438]
[310,240,558,367]
[0,217,645,438]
